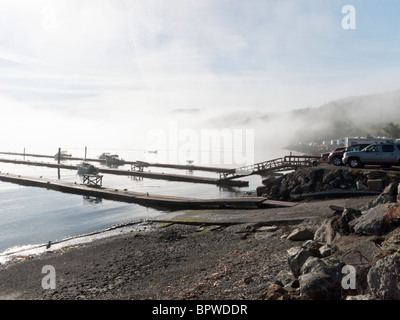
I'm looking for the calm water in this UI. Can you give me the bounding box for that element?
[0,147,289,256]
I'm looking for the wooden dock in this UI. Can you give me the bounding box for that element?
[0,151,233,173]
[0,172,292,210]
[0,158,248,187]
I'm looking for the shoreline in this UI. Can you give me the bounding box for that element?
[0,219,154,265]
[0,195,376,300]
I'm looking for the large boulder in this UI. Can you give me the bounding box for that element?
[298,256,345,300]
[314,213,353,244]
[367,252,400,300]
[350,204,388,236]
[287,247,320,278]
[363,183,399,211]
[336,238,382,295]
[314,218,338,244]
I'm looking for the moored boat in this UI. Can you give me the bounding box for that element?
[54,151,72,160]
[105,154,125,166]
[77,162,99,175]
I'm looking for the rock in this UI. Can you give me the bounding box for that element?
[287,228,314,241]
[336,238,382,295]
[309,168,325,181]
[367,179,383,191]
[398,184,400,202]
[257,225,279,232]
[319,244,336,257]
[256,186,268,196]
[301,239,323,250]
[381,232,400,253]
[351,204,388,235]
[314,219,337,244]
[363,183,399,210]
[298,257,345,300]
[287,247,320,278]
[300,257,324,275]
[367,252,400,300]
[329,204,345,213]
[284,279,300,289]
[367,171,386,180]
[269,185,279,196]
[299,272,339,300]
[339,239,381,266]
[356,181,368,190]
[259,284,288,300]
[343,170,355,182]
[262,175,284,188]
[323,172,336,185]
[314,215,351,244]
[273,270,295,287]
[341,207,362,222]
[231,223,261,234]
[345,294,375,300]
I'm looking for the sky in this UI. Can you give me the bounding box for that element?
[0,0,399,156]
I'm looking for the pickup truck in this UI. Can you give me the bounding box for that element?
[343,143,400,168]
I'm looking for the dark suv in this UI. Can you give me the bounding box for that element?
[343,143,400,168]
[328,144,370,166]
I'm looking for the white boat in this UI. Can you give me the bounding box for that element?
[77,162,99,175]
[147,150,158,154]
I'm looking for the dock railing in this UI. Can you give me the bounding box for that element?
[83,174,103,187]
[219,155,322,180]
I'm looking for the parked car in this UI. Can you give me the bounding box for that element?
[328,144,370,166]
[342,143,400,168]
[321,147,345,161]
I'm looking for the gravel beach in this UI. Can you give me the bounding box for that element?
[0,196,374,301]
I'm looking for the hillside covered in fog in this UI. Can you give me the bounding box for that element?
[288,89,400,143]
[204,89,400,150]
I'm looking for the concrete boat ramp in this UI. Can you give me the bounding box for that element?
[149,196,375,229]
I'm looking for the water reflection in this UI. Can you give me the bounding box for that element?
[83,195,103,205]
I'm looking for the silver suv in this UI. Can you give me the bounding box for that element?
[343,143,400,168]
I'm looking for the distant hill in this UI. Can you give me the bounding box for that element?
[288,89,400,143]
[205,89,400,150]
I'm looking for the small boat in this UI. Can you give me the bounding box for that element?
[147,150,158,154]
[77,162,99,175]
[54,151,72,160]
[104,154,125,166]
[98,152,112,160]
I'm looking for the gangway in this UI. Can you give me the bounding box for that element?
[219,156,322,180]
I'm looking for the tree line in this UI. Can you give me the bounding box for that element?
[382,122,400,139]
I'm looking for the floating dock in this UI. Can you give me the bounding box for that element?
[0,172,294,210]
[0,158,248,187]
[0,151,233,173]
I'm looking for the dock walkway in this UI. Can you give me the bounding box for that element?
[0,158,248,187]
[0,172,293,210]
